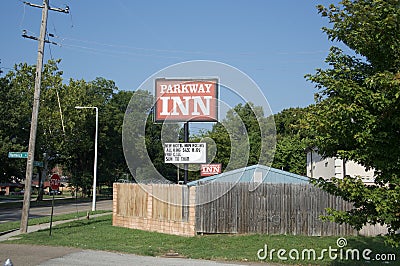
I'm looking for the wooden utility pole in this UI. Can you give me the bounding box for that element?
[20,0,69,234]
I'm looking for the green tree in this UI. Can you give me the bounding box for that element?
[0,61,62,185]
[122,90,154,181]
[145,113,180,182]
[122,90,181,183]
[99,90,133,185]
[203,102,275,172]
[64,77,122,194]
[272,107,311,175]
[0,60,133,196]
[306,0,400,245]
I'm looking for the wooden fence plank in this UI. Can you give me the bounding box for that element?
[195,183,357,236]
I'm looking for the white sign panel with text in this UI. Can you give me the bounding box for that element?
[164,143,207,164]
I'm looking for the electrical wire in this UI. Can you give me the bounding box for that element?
[19,0,26,30]
[68,6,74,28]
[60,43,185,60]
[57,36,231,57]
[53,34,327,65]
[47,32,66,135]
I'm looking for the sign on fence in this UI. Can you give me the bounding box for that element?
[164,143,206,164]
[200,164,222,176]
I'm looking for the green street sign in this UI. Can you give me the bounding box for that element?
[33,161,44,167]
[8,152,28,159]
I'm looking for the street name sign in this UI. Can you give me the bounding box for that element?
[8,152,28,159]
[33,161,44,167]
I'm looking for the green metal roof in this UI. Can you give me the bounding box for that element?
[187,164,309,186]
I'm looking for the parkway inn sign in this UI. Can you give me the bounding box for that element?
[154,78,218,122]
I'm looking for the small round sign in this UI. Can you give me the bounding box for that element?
[50,174,60,191]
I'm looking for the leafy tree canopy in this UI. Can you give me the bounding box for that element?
[0,60,134,196]
[306,0,400,246]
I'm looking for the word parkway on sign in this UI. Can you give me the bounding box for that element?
[159,83,214,94]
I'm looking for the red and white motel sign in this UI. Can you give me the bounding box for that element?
[200,164,222,177]
[154,78,218,122]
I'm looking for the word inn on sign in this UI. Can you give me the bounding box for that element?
[154,78,219,122]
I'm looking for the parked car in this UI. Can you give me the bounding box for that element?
[46,190,62,195]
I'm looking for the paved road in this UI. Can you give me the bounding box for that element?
[0,244,276,266]
[0,199,112,223]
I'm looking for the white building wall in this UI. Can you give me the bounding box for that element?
[306,150,375,184]
[344,160,375,184]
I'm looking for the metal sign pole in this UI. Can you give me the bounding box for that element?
[184,122,189,184]
[49,192,55,236]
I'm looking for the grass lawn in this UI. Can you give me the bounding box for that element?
[0,210,110,233]
[4,215,399,265]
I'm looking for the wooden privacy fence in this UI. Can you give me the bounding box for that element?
[196,183,355,235]
[113,183,387,237]
[113,183,196,236]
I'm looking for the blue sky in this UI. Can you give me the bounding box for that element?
[1,0,342,113]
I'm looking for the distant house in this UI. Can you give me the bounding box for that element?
[0,183,24,195]
[306,149,375,184]
[187,164,309,186]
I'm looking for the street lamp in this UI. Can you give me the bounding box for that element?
[75,106,98,211]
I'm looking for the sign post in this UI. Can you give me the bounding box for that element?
[183,122,189,184]
[155,78,218,184]
[49,174,60,236]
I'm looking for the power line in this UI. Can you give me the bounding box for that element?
[47,36,66,135]
[50,35,328,64]
[18,0,27,30]
[60,43,185,60]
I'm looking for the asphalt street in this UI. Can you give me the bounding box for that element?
[0,244,275,266]
[0,199,112,223]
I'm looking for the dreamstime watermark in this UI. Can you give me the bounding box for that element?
[257,237,397,262]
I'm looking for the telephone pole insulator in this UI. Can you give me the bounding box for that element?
[22,30,59,46]
[23,1,70,13]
